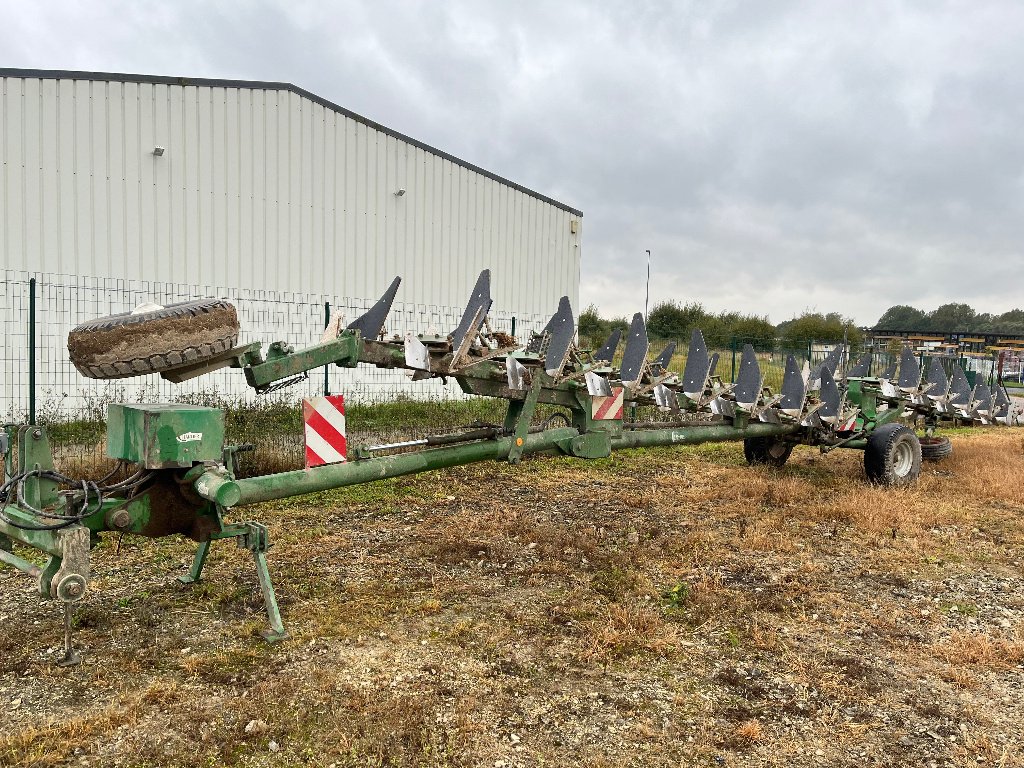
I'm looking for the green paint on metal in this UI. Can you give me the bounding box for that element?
[562,431,612,459]
[107,404,225,468]
[193,469,242,507]
[178,540,210,584]
[243,333,361,390]
[506,379,540,464]
[233,427,580,505]
[612,422,798,450]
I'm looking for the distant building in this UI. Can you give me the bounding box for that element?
[863,329,1024,383]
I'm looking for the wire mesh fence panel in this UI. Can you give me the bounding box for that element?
[0,271,32,421]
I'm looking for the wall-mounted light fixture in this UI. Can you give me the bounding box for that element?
[152,147,165,156]
[394,188,406,196]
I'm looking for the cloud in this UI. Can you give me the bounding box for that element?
[3,0,1023,325]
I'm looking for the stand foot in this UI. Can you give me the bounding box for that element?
[177,540,211,584]
[57,602,82,667]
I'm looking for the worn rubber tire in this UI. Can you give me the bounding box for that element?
[919,435,953,462]
[743,437,794,468]
[864,423,922,486]
[67,299,239,380]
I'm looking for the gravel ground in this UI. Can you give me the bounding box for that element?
[2,428,1023,767]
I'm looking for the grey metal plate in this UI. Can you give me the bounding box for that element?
[404,332,430,371]
[450,270,492,354]
[733,344,762,408]
[779,355,806,414]
[994,386,1011,418]
[652,342,676,372]
[925,358,948,397]
[543,296,576,376]
[950,365,972,407]
[973,383,992,414]
[847,352,872,378]
[347,276,401,340]
[822,344,845,376]
[594,328,621,363]
[708,352,719,378]
[619,313,649,384]
[681,329,711,397]
[882,360,898,380]
[654,383,678,410]
[898,348,920,390]
[818,368,841,422]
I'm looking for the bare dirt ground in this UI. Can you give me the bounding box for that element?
[2,429,1024,767]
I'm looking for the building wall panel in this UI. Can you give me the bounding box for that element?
[1,73,581,322]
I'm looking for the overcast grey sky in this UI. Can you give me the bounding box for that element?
[4,0,1023,325]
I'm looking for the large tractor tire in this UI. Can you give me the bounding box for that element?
[864,423,922,486]
[68,299,239,380]
[919,435,953,462]
[743,436,794,468]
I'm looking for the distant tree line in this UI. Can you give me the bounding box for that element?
[578,301,862,351]
[874,303,1024,335]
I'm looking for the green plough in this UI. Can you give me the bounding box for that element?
[2,270,1019,659]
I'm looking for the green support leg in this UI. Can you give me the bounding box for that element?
[177,523,287,642]
[38,555,61,598]
[238,522,287,642]
[252,548,287,643]
[177,540,211,584]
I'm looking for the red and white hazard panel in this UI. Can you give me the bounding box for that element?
[591,387,624,420]
[302,395,348,467]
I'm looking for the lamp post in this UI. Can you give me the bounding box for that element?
[645,249,651,320]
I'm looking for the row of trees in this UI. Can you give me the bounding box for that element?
[578,301,862,351]
[874,303,1024,335]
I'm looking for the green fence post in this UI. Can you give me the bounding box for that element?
[323,301,331,396]
[730,336,738,382]
[28,277,36,426]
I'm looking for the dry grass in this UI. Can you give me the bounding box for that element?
[2,428,1024,767]
[933,631,1024,668]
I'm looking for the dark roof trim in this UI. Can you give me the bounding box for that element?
[0,67,583,217]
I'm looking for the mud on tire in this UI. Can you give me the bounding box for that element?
[743,437,794,468]
[864,423,922,486]
[67,299,240,380]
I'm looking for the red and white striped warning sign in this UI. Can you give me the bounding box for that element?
[591,387,624,420]
[302,395,348,467]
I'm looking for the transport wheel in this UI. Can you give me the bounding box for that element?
[68,299,240,379]
[863,423,922,486]
[743,437,794,468]
[919,435,952,462]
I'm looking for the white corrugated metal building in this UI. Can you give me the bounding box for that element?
[0,69,582,412]
[0,68,582,313]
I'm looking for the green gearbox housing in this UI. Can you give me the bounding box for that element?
[106,403,225,468]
